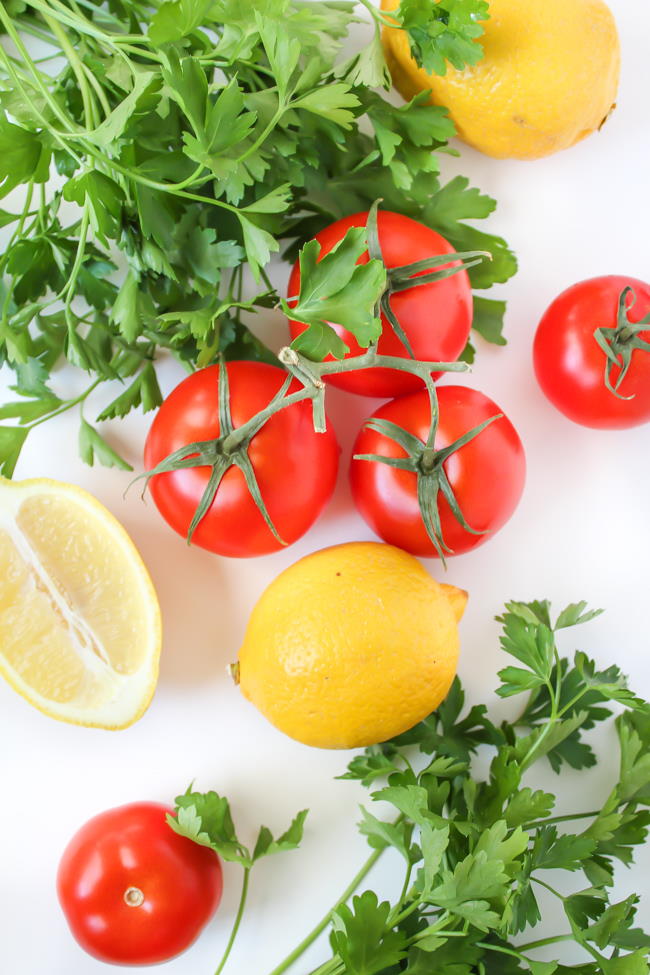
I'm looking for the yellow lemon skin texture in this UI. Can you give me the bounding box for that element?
[237,542,467,749]
[381,0,620,160]
[0,477,161,729]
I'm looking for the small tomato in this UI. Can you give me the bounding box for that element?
[57,802,223,965]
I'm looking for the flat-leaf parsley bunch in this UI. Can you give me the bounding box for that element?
[174,600,650,975]
[0,0,514,475]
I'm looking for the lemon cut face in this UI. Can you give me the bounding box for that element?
[0,478,161,728]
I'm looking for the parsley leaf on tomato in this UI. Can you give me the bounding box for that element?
[283,228,385,360]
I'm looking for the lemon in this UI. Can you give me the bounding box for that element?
[381,0,620,160]
[235,542,467,749]
[0,477,161,728]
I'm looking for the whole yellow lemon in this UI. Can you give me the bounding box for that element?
[235,542,467,749]
[381,0,620,160]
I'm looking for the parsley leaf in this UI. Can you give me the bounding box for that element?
[149,0,215,45]
[0,114,51,197]
[292,82,360,129]
[340,746,403,787]
[586,896,642,950]
[78,419,133,471]
[395,0,489,76]
[0,426,29,477]
[283,228,385,360]
[358,806,415,863]
[391,677,502,760]
[617,711,650,804]
[169,788,308,868]
[531,826,596,872]
[504,788,555,829]
[252,809,309,861]
[95,364,163,421]
[331,891,409,975]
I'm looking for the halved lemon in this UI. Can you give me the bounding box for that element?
[0,477,161,728]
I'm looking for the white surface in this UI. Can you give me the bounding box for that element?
[1,1,650,972]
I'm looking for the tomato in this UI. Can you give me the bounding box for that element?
[533,275,650,429]
[350,385,526,557]
[57,802,223,966]
[287,211,473,398]
[144,361,340,557]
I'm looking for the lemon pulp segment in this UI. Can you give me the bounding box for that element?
[0,479,161,727]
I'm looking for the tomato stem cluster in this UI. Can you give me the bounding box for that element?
[138,346,470,549]
[355,410,502,561]
[593,286,650,399]
[365,200,489,361]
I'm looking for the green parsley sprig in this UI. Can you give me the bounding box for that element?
[167,788,308,975]
[174,600,650,975]
[0,0,514,476]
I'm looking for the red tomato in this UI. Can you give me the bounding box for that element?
[287,211,473,398]
[350,385,526,557]
[144,361,340,557]
[533,275,650,429]
[57,802,222,966]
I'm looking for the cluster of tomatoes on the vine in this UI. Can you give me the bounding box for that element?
[144,211,650,561]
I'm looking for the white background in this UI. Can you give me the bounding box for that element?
[1,1,649,972]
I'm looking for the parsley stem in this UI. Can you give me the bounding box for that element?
[517,934,575,951]
[520,657,561,771]
[9,15,58,46]
[213,866,250,975]
[389,895,423,927]
[82,154,240,213]
[263,842,389,975]
[1,183,34,323]
[557,686,590,718]
[476,942,526,961]
[0,45,82,162]
[259,266,275,295]
[62,205,91,314]
[27,0,115,46]
[306,961,343,975]
[524,809,601,830]
[0,6,81,137]
[235,104,287,165]
[40,12,98,126]
[27,379,102,430]
[397,862,413,909]
[356,0,395,28]
[531,876,565,900]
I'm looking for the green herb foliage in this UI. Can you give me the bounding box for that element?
[179,601,650,975]
[0,0,513,474]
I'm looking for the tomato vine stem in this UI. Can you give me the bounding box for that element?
[135,346,471,550]
[593,286,650,398]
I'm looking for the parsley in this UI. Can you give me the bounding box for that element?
[394,0,490,76]
[168,787,308,974]
[176,599,650,975]
[0,0,512,476]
